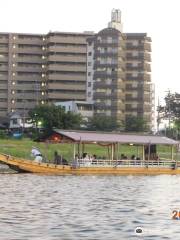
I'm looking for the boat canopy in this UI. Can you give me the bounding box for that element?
[49,129,178,146]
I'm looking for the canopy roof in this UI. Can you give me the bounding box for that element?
[53,129,178,145]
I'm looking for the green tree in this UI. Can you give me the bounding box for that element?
[125,115,148,132]
[158,91,180,122]
[157,91,180,138]
[87,115,120,131]
[28,105,82,134]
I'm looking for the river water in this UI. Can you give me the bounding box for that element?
[0,174,180,240]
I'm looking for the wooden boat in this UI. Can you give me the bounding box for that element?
[0,153,180,175]
[0,130,179,175]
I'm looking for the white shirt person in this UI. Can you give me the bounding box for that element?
[31,147,43,163]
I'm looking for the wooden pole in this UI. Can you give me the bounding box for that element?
[111,144,114,165]
[142,145,145,161]
[73,142,76,160]
[171,145,174,160]
[148,142,151,161]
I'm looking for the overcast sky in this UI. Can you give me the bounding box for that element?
[1,0,179,104]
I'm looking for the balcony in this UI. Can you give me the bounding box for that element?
[15,102,37,109]
[15,66,42,72]
[0,47,8,52]
[48,73,85,81]
[48,36,87,44]
[48,83,86,91]
[48,64,86,72]
[0,38,8,44]
[0,102,7,108]
[48,46,86,54]
[0,83,7,90]
[143,83,151,91]
[94,92,107,99]
[0,93,7,98]
[14,39,43,45]
[144,42,151,51]
[94,71,125,79]
[15,57,44,64]
[95,42,119,48]
[126,53,151,62]
[48,55,86,63]
[0,65,8,71]
[126,63,151,72]
[94,50,125,58]
[0,56,8,62]
[48,92,85,100]
[13,48,43,54]
[94,50,118,58]
[13,75,41,81]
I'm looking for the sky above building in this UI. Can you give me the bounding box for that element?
[1,0,179,104]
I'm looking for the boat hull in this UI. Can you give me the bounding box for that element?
[0,153,180,175]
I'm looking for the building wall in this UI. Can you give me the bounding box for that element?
[91,28,126,123]
[0,32,46,117]
[89,29,153,128]
[46,32,93,103]
[0,31,94,118]
[125,33,152,128]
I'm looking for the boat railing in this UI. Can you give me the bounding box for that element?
[75,158,178,168]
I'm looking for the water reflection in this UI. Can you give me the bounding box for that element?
[0,174,180,239]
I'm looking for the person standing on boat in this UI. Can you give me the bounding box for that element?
[54,151,62,165]
[31,147,43,163]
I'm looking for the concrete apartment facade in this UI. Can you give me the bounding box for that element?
[0,33,46,117]
[46,31,93,103]
[0,31,93,118]
[86,9,154,129]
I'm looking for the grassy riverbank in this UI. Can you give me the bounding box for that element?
[0,137,178,162]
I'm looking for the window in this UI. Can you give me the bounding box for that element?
[88,62,91,66]
[88,82,91,87]
[12,119,18,124]
[88,52,92,56]
[88,72,91,76]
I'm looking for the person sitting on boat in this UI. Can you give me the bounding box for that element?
[31,147,43,163]
[62,157,68,165]
[82,153,92,166]
[92,154,97,164]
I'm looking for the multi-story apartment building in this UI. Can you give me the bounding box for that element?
[0,33,46,118]
[0,9,154,129]
[0,31,93,119]
[86,9,153,129]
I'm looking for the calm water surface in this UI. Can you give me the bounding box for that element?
[0,174,180,239]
